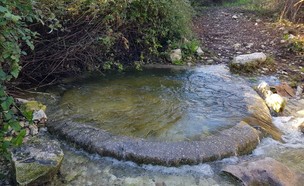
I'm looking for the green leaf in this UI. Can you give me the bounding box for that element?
[0,6,8,13]
[25,40,34,50]
[11,67,20,78]
[8,120,21,132]
[0,69,7,81]
[1,96,14,110]
[22,110,33,122]
[0,86,5,97]
[4,111,13,120]
[11,129,26,146]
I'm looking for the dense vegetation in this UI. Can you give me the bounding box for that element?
[0,0,303,156]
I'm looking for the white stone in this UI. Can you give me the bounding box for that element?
[196,47,204,56]
[232,52,267,65]
[265,94,286,113]
[232,15,238,19]
[29,125,39,136]
[170,49,182,62]
[33,109,47,122]
[233,43,242,50]
[257,81,272,99]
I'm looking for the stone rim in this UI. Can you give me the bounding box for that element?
[47,120,260,166]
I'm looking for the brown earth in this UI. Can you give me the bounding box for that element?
[193,7,304,85]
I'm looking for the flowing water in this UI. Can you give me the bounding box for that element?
[46,116,303,186]
[53,66,254,141]
[38,65,303,185]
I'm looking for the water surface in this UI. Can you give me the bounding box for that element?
[56,66,252,141]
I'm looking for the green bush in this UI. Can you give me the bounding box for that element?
[20,0,194,80]
[0,0,38,157]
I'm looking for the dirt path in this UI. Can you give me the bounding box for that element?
[193,7,304,84]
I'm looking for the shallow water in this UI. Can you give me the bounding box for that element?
[45,116,303,186]
[35,66,303,185]
[54,66,253,141]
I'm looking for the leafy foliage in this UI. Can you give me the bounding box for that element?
[20,0,194,83]
[0,0,37,156]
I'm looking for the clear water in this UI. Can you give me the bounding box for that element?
[56,66,251,141]
[46,116,303,186]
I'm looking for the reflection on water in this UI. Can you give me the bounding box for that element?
[56,67,249,141]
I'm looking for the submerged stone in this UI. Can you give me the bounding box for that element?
[11,136,64,186]
[222,157,304,186]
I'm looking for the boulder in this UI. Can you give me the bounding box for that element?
[170,49,182,63]
[265,93,286,113]
[11,136,64,186]
[256,81,286,113]
[229,52,267,73]
[222,157,304,186]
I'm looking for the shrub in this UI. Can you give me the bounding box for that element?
[20,0,194,83]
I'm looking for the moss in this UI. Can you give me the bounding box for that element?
[229,56,276,74]
[20,101,47,112]
[14,156,63,185]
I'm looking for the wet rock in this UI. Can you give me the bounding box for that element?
[274,83,295,98]
[283,99,304,117]
[265,94,286,113]
[256,81,286,113]
[11,136,64,186]
[296,85,303,98]
[170,49,182,63]
[229,52,267,73]
[222,157,304,186]
[256,81,272,99]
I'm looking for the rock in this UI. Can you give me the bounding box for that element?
[32,109,47,123]
[222,157,304,186]
[233,43,242,50]
[257,81,272,99]
[196,47,204,56]
[170,49,182,63]
[246,43,254,49]
[229,52,267,73]
[299,122,304,133]
[296,85,303,98]
[274,83,295,98]
[29,125,39,136]
[283,98,304,117]
[232,15,238,19]
[256,81,286,113]
[265,93,286,113]
[11,136,64,186]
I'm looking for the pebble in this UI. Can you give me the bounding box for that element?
[29,125,39,136]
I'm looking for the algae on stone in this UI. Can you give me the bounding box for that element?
[11,136,64,185]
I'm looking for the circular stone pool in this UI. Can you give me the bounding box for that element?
[47,65,282,165]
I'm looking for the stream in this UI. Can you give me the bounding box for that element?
[33,65,304,185]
